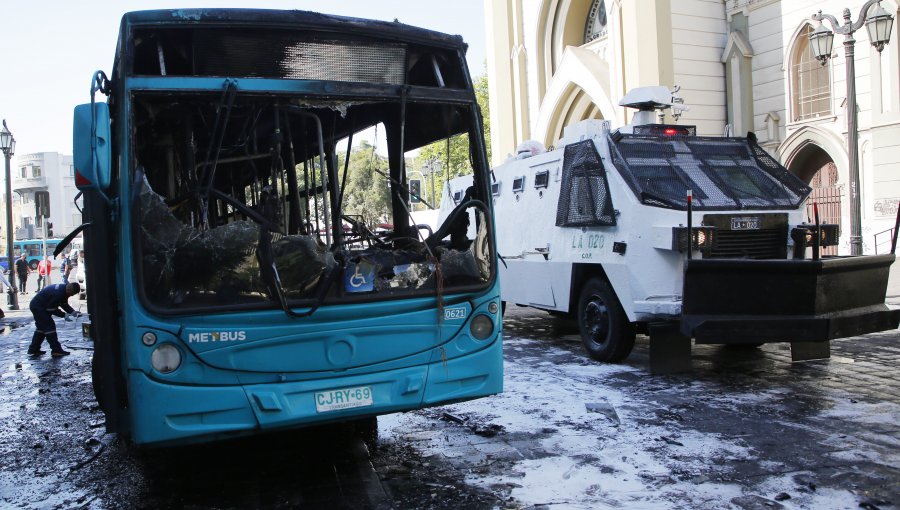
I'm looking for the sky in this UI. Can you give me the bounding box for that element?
[0,0,487,159]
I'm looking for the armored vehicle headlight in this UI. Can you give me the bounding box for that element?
[470,314,494,340]
[795,224,840,247]
[672,226,717,252]
[151,344,182,374]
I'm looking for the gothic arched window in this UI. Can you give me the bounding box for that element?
[791,25,832,121]
[584,0,608,43]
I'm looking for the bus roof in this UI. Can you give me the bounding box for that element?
[119,9,468,51]
[111,9,473,93]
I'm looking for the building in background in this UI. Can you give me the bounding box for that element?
[485,0,900,254]
[0,152,81,247]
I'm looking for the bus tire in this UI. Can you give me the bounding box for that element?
[29,260,39,271]
[725,343,763,349]
[577,278,635,362]
[501,301,507,317]
[352,416,378,452]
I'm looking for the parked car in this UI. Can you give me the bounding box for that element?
[75,251,86,299]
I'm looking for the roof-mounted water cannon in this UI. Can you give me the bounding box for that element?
[619,85,688,127]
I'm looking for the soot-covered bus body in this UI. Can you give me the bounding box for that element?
[70,9,501,446]
[442,86,899,373]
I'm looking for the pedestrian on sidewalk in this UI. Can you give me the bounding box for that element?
[36,256,52,291]
[0,270,14,319]
[59,255,70,284]
[27,282,81,357]
[15,254,30,295]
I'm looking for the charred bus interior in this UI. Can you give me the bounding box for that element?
[131,91,491,314]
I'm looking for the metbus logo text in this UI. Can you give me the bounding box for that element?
[188,331,247,343]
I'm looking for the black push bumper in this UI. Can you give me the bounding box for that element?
[680,254,900,344]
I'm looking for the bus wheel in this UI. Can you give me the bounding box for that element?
[29,260,39,271]
[501,301,507,317]
[577,278,635,362]
[352,416,378,452]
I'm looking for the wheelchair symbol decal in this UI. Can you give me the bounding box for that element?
[349,266,367,288]
[344,263,375,293]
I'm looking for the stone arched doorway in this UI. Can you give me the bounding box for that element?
[788,144,841,255]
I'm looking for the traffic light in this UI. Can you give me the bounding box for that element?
[35,191,50,217]
[409,179,422,203]
[47,222,53,237]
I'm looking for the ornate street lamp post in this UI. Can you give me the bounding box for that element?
[810,1,895,255]
[0,120,18,310]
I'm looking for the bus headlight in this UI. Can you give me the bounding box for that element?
[470,314,494,340]
[151,344,182,374]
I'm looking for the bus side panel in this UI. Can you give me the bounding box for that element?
[84,188,126,433]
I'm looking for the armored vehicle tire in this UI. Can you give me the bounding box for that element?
[577,278,635,362]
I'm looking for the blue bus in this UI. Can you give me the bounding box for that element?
[68,9,501,446]
[13,239,67,270]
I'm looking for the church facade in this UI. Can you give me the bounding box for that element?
[485,0,900,253]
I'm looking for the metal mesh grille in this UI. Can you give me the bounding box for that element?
[709,229,786,259]
[194,31,406,84]
[556,140,616,227]
[609,134,811,211]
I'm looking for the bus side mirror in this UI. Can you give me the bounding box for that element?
[73,102,111,191]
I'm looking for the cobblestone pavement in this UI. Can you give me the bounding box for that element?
[379,305,900,509]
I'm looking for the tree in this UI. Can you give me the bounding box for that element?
[339,141,392,228]
[414,72,491,207]
[337,72,491,222]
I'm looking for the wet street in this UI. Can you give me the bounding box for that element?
[1,300,899,509]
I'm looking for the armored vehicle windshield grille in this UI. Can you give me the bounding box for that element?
[556,140,616,227]
[608,134,811,211]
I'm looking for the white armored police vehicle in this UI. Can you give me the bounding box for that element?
[440,86,900,372]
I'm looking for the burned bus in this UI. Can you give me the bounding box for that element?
[66,9,501,445]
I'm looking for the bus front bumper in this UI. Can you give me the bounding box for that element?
[127,339,502,446]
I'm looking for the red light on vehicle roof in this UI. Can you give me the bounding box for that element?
[663,128,678,136]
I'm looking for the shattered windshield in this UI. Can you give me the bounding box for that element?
[133,92,493,312]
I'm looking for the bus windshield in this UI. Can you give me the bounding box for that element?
[134,87,492,313]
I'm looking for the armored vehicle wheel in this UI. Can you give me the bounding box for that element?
[577,278,635,362]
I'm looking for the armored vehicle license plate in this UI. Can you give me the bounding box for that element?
[315,386,373,413]
[731,216,760,230]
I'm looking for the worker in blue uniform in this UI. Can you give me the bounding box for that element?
[27,282,81,357]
